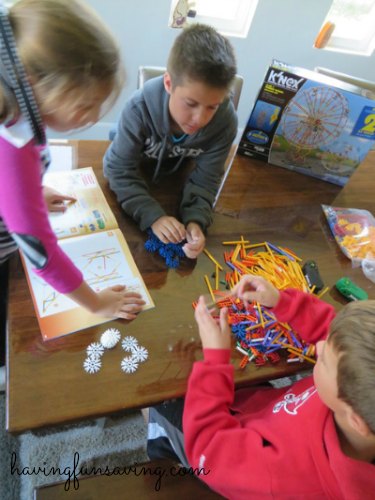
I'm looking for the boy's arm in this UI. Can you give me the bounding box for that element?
[183,297,269,498]
[103,101,166,231]
[183,352,271,497]
[183,297,271,496]
[233,276,336,344]
[273,288,336,343]
[180,107,238,230]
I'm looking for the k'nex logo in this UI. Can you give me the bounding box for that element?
[267,70,305,90]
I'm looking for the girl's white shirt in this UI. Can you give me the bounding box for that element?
[0,117,33,148]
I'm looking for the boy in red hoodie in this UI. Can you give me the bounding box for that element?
[146,275,375,499]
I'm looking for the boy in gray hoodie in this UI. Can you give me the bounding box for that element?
[103,24,238,259]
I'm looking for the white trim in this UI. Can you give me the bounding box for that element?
[47,122,116,141]
[0,118,33,148]
[326,29,375,56]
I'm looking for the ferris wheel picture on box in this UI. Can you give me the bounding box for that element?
[268,76,375,186]
[238,60,375,186]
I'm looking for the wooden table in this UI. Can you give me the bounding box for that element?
[215,150,375,308]
[6,141,375,432]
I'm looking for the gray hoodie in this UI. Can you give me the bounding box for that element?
[103,76,238,231]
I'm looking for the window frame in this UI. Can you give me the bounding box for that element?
[169,0,259,38]
[325,29,375,56]
[317,0,375,56]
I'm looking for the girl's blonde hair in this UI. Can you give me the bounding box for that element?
[0,0,124,123]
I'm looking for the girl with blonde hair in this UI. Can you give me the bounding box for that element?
[0,0,144,390]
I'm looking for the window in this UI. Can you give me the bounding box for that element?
[314,0,375,56]
[168,0,259,38]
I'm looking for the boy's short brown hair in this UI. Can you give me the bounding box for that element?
[167,23,237,90]
[329,300,375,433]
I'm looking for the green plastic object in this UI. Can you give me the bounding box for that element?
[335,277,368,301]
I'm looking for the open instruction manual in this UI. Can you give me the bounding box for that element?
[22,167,154,340]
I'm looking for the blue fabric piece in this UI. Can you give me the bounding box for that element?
[144,229,186,268]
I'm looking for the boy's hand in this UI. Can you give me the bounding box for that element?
[151,216,186,244]
[194,295,231,350]
[232,276,280,308]
[43,186,76,213]
[183,222,205,259]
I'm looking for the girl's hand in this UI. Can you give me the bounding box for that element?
[232,276,280,308]
[194,295,231,350]
[94,285,146,320]
[43,186,76,213]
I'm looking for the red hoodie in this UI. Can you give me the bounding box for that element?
[183,289,375,499]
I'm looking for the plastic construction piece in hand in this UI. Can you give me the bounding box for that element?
[144,228,186,268]
[86,342,105,358]
[83,356,102,374]
[193,289,316,368]
[121,356,139,374]
[100,328,121,349]
[121,336,138,352]
[198,292,235,317]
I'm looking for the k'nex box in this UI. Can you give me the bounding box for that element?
[238,59,375,185]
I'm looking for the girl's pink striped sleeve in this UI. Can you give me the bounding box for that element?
[0,137,82,293]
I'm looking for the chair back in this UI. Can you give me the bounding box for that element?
[314,66,375,99]
[138,65,244,110]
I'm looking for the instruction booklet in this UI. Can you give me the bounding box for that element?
[22,167,154,340]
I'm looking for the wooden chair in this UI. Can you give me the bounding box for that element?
[314,66,375,99]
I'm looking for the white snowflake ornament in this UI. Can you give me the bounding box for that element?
[131,345,148,363]
[121,336,138,352]
[100,328,121,349]
[83,356,102,374]
[121,356,139,374]
[86,342,104,358]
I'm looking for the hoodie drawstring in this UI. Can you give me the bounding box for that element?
[152,137,189,184]
[152,135,168,183]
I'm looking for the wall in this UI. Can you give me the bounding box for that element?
[49,0,375,140]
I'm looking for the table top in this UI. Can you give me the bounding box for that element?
[6,141,375,432]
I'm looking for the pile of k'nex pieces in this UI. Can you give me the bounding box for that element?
[196,239,328,369]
